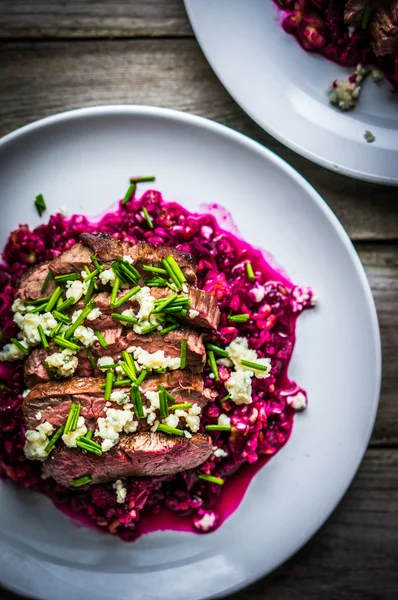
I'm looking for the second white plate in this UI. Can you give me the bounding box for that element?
[185,0,398,184]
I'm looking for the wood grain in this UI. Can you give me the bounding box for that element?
[0,0,192,38]
[0,39,397,241]
[0,448,397,600]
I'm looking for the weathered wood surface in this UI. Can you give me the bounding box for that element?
[0,2,397,598]
[0,39,397,241]
[0,0,192,38]
[1,449,397,600]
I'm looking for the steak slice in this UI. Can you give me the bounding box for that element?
[47,431,213,486]
[24,327,206,387]
[16,262,56,301]
[79,233,123,262]
[370,1,398,56]
[23,373,214,430]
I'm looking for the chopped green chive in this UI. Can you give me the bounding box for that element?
[64,301,95,339]
[169,403,193,411]
[54,272,80,283]
[142,207,154,229]
[45,286,62,312]
[110,276,120,308]
[90,255,102,271]
[84,278,96,304]
[131,386,144,419]
[122,183,136,205]
[166,255,186,285]
[84,265,91,276]
[362,3,371,29]
[152,293,178,314]
[159,388,169,419]
[53,310,72,324]
[228,314,250,323]
[157,385,176,405]
[111,313,139,325]
[157,424,184,437]
[28,296,51,306]
[112,261,140,285]
[71,403,81,431]
[180,339,187,370]
[10,338,29,355]
[76,437,102,456]
[83,268,100,283]
[146,277,168,287]
[37,325,49,350]
[97,363,118,370]
[159,323,179,336]
[101,378,130,389]
[240,359,269,371]
[245,262,255,282]
[206,343,229,358]
[205,425,232,432]
[139,324,158,335]
[162,258,181,289]
[122,350,136,377]
[87,347,96,369]
[41,271,52,294]
[64,403,80,435]
[49,322,63,338]
[129,176,155,183]
[53,336,80,352]
[29,302,48,314]
[43,361,54,379]
[94,330,108,349]
[120,362,136,382]
[142,265,168,275]
[56,297,75,312]
[135,369,148,386]
[220,393,231,403]
[112,285,140,309]
[44,424,65,454]
[198,474,224,485]
[34,193,46,217]
[208,351,220,381]
[104,370,114,400]
[80,429,94,454]
[72,474,93,487]
[56,295,64,310]
[117,258,141,280]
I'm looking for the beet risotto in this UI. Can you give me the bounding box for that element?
[0,179,315,540]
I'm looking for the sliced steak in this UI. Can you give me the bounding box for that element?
[48,431,213,486]
[49,243,92,275]
[79,233,123,262]
[126,241,197,285]
[16,262,56,301]
[23,373,214,430]
[370,1,398,56]
[24,328,206,387]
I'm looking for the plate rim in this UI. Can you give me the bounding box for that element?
[184,0,398,186]
[0,105,382,600]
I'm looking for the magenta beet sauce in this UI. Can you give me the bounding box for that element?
[0,190,314,540]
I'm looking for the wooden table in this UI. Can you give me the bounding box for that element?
[0,1,397,598]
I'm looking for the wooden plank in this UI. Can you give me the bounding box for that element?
[0,448,397,600]
[0,0,192,38]
[0,39,397,241]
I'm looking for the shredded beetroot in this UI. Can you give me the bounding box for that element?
[0,190,314,540]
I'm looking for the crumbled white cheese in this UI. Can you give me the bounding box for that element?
[150,420,159,432]
[86,307,102,321]
[110,390,129,405]
[46,349,78,378]
[328,64,367,111]
[24,421,54,460]
[250,285,265,303]
[286,391,308,411]
[71,309,83,323]
[19,313,42,345]
[135,286,155,321]
[144,391,160,410]
[163,414,179,428]
[66,279,87,303]
[62,416,87,447]
[95,407,138,451]
[123,255,134,264]
[227,337,271,378]
[184,430,192,439]
[74,325,97,347]
[225,370,253,405]
[113,479,127,504]
[99,269,115,286]
[35,411,42,419]
[194,511,217,532]
[214,448,228,458]
[218,413,231,427]
[188,309,199,319]
[0,340,28,362]
[97,356,115,367]
[12,298,27,313]
[130,347,180,371]
[185,404,202,432]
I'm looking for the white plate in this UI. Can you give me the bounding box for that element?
[0,106,381,600]
[184,0,398,185]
